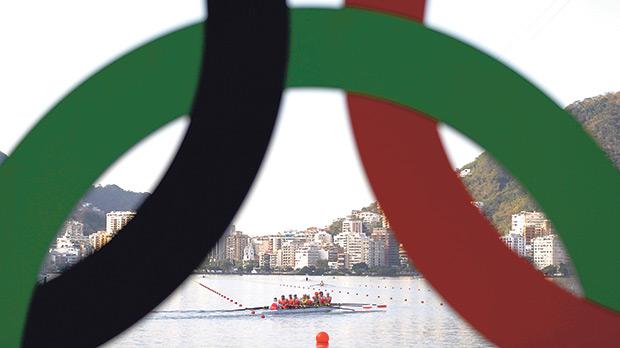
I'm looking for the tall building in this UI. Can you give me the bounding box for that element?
[225,229,250,264]
[271,236,283,253]
[89,230,114,251]
[363,238,383,268]
[276,242,296,269]
[371,228,400,268]
[258,253,272,270]
[294,244,320,269]
[106,211,136,234]
[342,219,363,234]
[532,234,568,270]
[500,232,526,257]
[334,231,367,268]
[208,225,234,262]
[337,253,350,270]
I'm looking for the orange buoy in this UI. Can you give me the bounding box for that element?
[316,332,329,344]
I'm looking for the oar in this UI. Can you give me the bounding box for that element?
[153,306,268,314]
[331,302,375,307]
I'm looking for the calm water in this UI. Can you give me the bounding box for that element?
[104,275,581,347]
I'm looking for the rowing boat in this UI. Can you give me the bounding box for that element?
[255,304,388,316]
[256,306,335,316]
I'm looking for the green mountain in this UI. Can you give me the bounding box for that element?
[70,185,149,234]
[460,92,620,233]
[0,151,148,234]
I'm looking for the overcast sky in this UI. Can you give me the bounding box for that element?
[1,0,619,235]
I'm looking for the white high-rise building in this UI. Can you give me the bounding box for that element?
[106,211,136,234]
[276,242,296,269]
[532,234,568,270]
[334,231,367,268]
[499,232,526,257]
[294,244,320,269]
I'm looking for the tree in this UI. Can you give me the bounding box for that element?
[326,218,344,235]
[558,262,572,276]
[361,201,379,213]
[352,262,369,274]
[541,264,557,276]
[316,260,329,273]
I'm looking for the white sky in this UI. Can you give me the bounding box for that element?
[1,0,619,234]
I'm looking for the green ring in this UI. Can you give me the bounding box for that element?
[0,8,618,346]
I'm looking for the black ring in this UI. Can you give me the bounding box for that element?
[23,1,289,346]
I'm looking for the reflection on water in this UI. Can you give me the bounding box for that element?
[105,275,580,348]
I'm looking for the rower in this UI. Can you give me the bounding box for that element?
[270,297,279,310]
[278,295,288,309]
[306,294,314,306]
[293,294,300,308]
[325,293,332,306]
[288,294,294,308]
[318,291,326,306]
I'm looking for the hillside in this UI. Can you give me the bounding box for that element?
[0,152,148,234]
[460,92,620,233]
[70,185,149,234]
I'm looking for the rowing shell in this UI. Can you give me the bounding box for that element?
[256,307,335,316]
[255,305,387,316]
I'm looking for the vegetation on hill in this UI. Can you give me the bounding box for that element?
[460,92,620,233]
[69,185,149,234]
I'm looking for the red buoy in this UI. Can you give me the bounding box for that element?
[316,332,329,344]
[260,314,265,318]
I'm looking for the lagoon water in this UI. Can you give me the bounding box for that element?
[104,275,580,347]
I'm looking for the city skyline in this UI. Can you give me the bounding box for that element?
[3,0,620,234]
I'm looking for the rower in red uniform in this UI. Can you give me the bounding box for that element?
[318,291,326,306]
[270,297,279,310]
[278,295,288,309]
[288,294,294,308]
[292,294,300,308]
[306,294,314,306]
[325,293,332,306]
